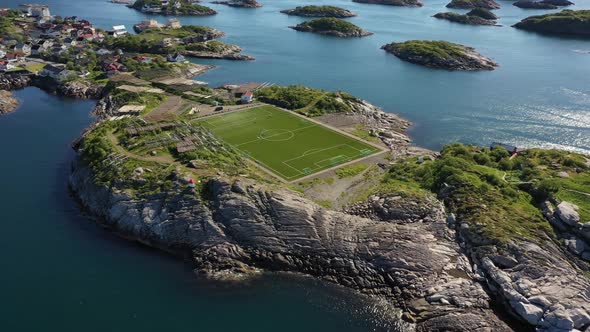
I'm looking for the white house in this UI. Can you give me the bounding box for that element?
[20,4,51,18]
[113,25,128,37]
[39,64,74,81]
[241,91,254,104]
[166,52,185,63]
[14,43,32,56]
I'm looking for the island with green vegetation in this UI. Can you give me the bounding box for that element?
[130,0,217,16]
[434,8,498,26]
[105,25,254,60]
[513,10,590,37]
[446,0,500,9]
[352,0,423,7]
[280,5,356,18]
[381,40,498,70]
[513,0,557,9]
[289,18,373,38]
[210,0,262,8]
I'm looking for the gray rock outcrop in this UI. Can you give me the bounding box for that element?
[69,160,512,331]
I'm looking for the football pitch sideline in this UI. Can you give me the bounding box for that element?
[198,105,383,181]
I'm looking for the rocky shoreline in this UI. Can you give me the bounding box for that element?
[0,72,103,100]
[68,162,514,331]
[182,45,255,60]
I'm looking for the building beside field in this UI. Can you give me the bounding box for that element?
[241,91,253,104]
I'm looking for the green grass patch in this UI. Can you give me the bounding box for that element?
[197,105,381,181]
[335,163,369,178]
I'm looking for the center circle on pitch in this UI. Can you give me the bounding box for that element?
[259,129,294,142]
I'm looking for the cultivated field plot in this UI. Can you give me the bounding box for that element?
[198,105,383,181]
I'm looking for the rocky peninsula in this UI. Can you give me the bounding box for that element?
[68,80,590,331]
[352,0,423,7]
[381,40,498,71]
[131,0,217,16]
[434,8,498,26]
[446,0,500,10]
[0,90,19,115]
[210,0,262,8]
[280,6,357,18]
[513,10,590,37]
[290,18,372,38]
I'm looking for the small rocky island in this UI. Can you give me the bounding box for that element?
[446,0,500,9]
[513,10,590,37]
[0,90,19,115]
[352,0,423,7]
[514,0,574,9]
[280,5,356,18]
[131,0,217,16]
[210,0,262,8]
[434,8,498,26]
[289,18,373,38]
[381,40,498,70]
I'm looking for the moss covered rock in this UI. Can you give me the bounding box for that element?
[446,0,500,9]
[289,18,373,37]
[281,6,356,18]
[513,10,590,37]
[381,40,498,70]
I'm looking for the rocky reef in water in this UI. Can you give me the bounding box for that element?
[434,8,498,26]
[513,10,590,37]
[280,5,357,18]
[290,18,373,38]
[446,0,500,10]
[381,40,498,71]
[0,90,19,115]
[352,0,423,7]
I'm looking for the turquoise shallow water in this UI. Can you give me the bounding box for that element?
[1,0,590,330]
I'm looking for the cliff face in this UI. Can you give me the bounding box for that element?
[0,73,103,99]
[69,160,512,331]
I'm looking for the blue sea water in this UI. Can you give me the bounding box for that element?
[1,0,590,330]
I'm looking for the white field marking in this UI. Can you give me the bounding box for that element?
[234,124,317,148]
[282,144,356,164]
[203,108,278,132]
[302,148,322,156]
[259,129,295,142]
[282,144,365,174]
[207,134,297,180]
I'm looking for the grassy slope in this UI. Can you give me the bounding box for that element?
[384,144,589,243]
[383,40,468,61]
[297,18,364,33]
[255,85,358,116]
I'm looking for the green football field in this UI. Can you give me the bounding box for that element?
[197,105,382,181]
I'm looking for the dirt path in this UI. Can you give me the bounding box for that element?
[144,95,185,122]
[107,132,175,164]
